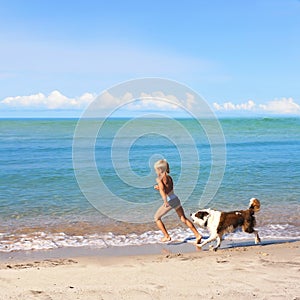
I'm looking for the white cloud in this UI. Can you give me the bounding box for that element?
[0,90,188,112]
[258,97,300,114]
[2,91,300,116]
[90,90,194,112]
[213,100,256,111]
[125,91,198,112]
[213,98,300,115]
[133,92,180,110]
[1,91,95,109]
[94,91,135,110]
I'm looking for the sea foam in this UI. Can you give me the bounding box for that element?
[0,224,299,252]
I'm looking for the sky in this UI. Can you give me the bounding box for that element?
[0,0,300,117]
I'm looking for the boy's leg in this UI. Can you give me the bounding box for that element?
[154,204,172,241]
[156,220,171,241]
[175,206,202,243]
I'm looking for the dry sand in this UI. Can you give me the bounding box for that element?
[0,241,299,300]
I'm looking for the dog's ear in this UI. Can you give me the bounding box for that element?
[194,211,201,218]
[195,211,209,219]
[203,211,209,218]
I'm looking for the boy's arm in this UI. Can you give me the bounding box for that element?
[156,178,169,207]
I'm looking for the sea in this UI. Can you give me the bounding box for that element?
[0,117,299,252]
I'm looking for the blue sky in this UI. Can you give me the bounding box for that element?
[0,0,299,117]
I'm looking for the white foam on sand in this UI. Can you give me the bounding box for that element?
[0,223,299,253]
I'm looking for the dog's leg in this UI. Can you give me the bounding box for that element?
[254,230,261,244]
[212,235,222,251]
[196,234,218,248]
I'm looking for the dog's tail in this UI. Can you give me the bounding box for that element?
[249,198,260,212]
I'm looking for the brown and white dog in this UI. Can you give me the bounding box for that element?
[190,198,261,251]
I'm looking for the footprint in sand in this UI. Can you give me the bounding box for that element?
[17,290,53,300]
[4,259,77,270]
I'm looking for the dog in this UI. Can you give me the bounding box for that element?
[190,198,261,251]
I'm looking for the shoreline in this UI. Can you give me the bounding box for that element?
[0,240,299,299]
[1,237,298,263]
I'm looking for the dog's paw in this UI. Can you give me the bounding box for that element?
[209,245,218,252]
[255,238,261,244]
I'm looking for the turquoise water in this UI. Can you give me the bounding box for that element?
[0,118,299,251]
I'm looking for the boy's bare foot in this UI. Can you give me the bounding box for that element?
[195,235,202,244]
[161,236,171,242]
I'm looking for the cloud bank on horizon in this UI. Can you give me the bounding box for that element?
[1,91,299,116]
[213,98,300,115]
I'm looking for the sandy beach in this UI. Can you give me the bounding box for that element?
[0,240,299,300]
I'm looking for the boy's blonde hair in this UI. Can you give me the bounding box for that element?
[154,159,170,174]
